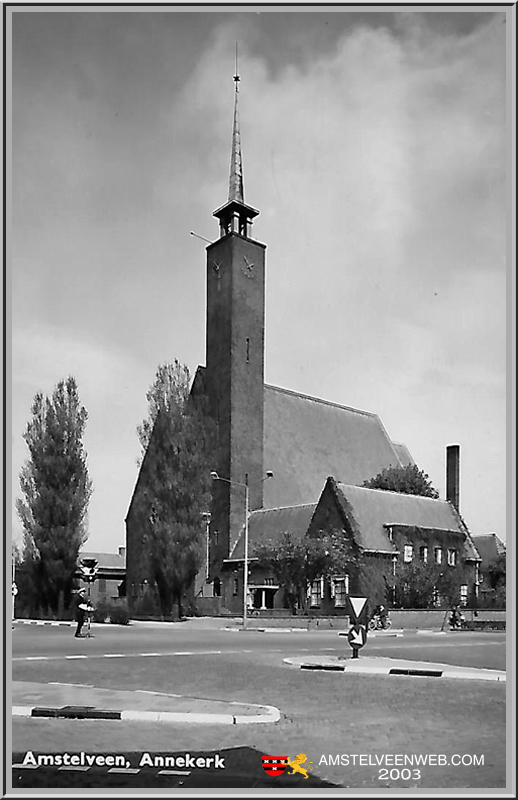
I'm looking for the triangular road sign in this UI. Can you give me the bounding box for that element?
[349,596,368,622]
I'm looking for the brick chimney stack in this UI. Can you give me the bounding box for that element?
[446,444,460,511]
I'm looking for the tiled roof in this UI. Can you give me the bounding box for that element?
[79,551,126,570]
[262,383,408,509]
[471,533,506,567]
[229,504,317,560]
[189,370,413,509]
[391,441,415,467]
[334,483,477,555]
[230,481,480,561]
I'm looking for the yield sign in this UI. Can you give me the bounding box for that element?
[348,596,368,623]
[347,624,367,649]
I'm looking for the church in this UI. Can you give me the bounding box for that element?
[126,70,480,618]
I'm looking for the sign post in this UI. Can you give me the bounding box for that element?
[79,558,98,638]
[347,624,367,658]
[346,596,369,659]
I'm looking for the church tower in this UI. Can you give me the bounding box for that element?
[206,65,266,567]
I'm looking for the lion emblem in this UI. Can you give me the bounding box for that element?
[287,753,313,779]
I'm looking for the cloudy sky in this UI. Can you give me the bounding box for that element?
[10,8,509,555]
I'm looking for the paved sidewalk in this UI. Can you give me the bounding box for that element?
[284,654,506,681]
[12,682,280,725]
[14,618,454,635]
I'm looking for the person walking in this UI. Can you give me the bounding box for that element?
[74,588,92,638]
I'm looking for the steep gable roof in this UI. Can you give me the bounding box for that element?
[189,369,414,511]
[262,383,410,509]
[333,482,480,558]
[391,441,414,467]
[229,480,482,562]
[470,533,505,568]
[228,504,317,561]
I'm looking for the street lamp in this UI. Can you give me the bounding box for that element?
[210,469,274,629]
[201,511,211,581]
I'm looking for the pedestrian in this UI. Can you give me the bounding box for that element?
[74,588,92,638]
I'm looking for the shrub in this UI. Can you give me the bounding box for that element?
[93,598,111,623]
[93,599,129,625]
[132,591,162,617]
[109,605,130,625]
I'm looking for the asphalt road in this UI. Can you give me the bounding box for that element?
[11,621,508,791]
[12,620,506,669]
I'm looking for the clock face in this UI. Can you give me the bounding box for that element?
[241,255,255,278]
[211,259,222,278]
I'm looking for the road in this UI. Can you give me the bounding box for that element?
[11,621,508,790]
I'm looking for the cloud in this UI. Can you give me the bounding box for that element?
[11,12,507,548]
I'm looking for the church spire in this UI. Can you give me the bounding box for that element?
[213,47,259,239]
[228,45,244,204]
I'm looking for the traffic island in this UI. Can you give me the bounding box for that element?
[283,655,506,682]
[12,682,280,725]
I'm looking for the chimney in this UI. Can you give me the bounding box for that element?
[118,546,126,561]
[446,444,460,511]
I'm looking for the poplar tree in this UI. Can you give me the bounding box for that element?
[16,377,92,616]
[135,362,215,618]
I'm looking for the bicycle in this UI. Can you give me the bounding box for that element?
[368,614,392,631]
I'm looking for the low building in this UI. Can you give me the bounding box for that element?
[221,477,480,616]
[470,533,506,606]
[76,547,126,607]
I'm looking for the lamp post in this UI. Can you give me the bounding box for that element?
[201,511,211,581]
[210,470,273,629]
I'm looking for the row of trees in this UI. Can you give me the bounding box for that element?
[14,363,214,620]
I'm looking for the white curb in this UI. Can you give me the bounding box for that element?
[13,703,281,725]
[283,657,506,682]
[12,706,32,716]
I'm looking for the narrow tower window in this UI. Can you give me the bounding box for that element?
[246,338,250,363]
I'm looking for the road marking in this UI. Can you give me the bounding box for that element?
[158,770,191,776]
[108,768,141,774]
[49,682,94,688]
[13,641,504,669]
[58,766,90,772]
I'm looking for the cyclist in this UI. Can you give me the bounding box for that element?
[371,603,389,628]
[449,605,466,630]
